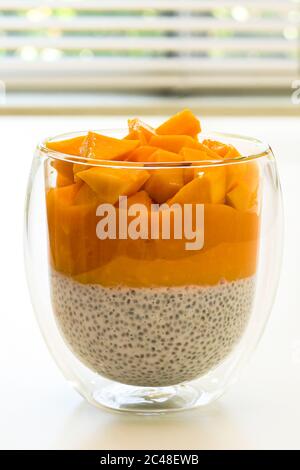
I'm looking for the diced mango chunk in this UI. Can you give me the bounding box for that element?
[193,142,223,160]
[149,135,198,153]
[145,169,184,204]
[48,136,85,183]
[202,139,229,158]
[73,183,99,205]
[180,147,207,162]
[51,159,75,181]
[180,146,223,184]
[81,131,140,161]
[126,119,156,144]
[203,139,240,159]
[46,183,115,275]
[224,145,241,159]
[50,157,74,181]
[73,160,91,180]
[226,182,258,212]
[76,166,150,205]
[142,149,184,203]
[169,166,226,205]
[56,172,74,187]
[126,146,157,162]
[47,135,85,156]
[226,161,259,212]
[126,190,153,210]
[145,149,182,163]
[226,161,259,192]
[156,109,201,137]
[51,182,81,205]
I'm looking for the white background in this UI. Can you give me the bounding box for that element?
[0,114,299,450]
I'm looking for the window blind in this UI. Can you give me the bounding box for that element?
[0,0,299,92]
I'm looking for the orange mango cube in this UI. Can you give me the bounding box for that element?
[192,142,223,160]
[126,118,156,144]
[180,146,223,184]
[144,169,184,204]
[149,135,198,153]
[224,145,241,159]
[156,109,201,137]
[48,136,85,183]
[76,166,150,205]
[146,149,182,163]
[226,161,259,192]
[126,190,153,210]
[169,166,226,205]
[226,182,258,212]
[73,183,99,205]
[47,135,85,156]
[203,139,240,159]
[142,149,185,203]
[55,171,75,188]
[126,146,157,162]
[81,131,140,161]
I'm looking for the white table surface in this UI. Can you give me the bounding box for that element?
[0,114,299,450]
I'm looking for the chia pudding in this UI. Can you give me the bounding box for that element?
[50,270,255,387]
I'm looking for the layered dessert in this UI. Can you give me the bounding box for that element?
[45,110,260,387]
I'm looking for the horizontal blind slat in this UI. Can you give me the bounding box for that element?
[0,36,297,52]
[0,17,298,32]
[0,1,295,13]
[4,75,295,90]
[0,57,297,73]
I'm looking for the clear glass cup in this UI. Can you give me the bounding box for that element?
[24,130,283,413]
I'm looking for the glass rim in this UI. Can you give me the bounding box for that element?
[38,129,272,169]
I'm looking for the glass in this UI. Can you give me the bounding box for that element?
[24,130,283,413]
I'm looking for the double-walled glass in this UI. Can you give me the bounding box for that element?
[25,130,283,413]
